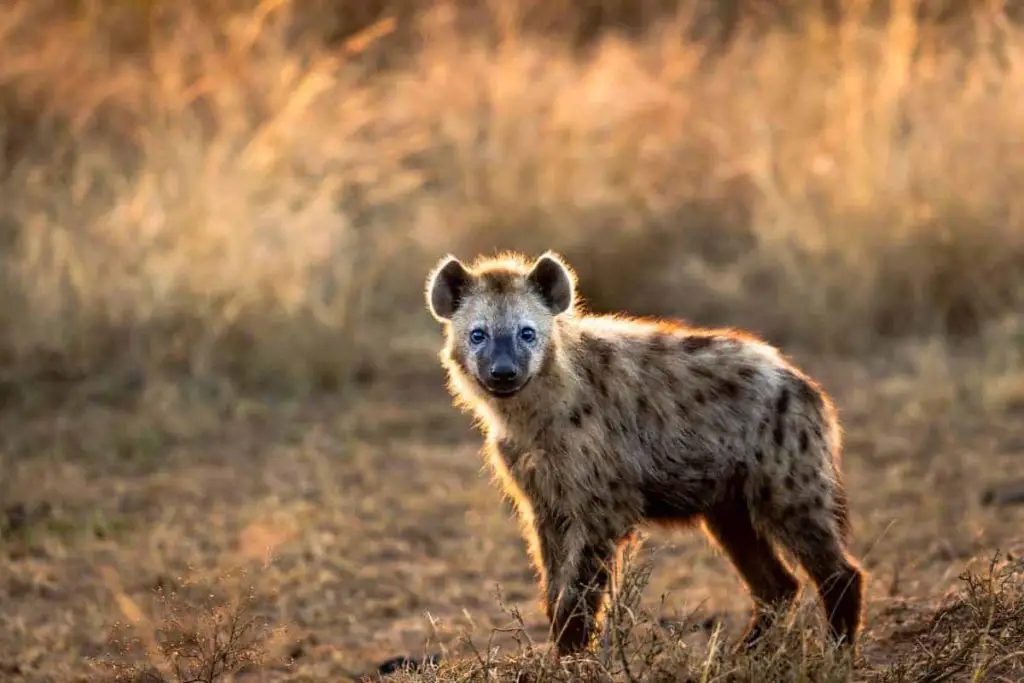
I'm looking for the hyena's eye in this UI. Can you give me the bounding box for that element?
[519,326,537,344]
[469,328,487,345]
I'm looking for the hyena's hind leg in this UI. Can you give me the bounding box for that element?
[702,491,800,649]
[767,491,865,652]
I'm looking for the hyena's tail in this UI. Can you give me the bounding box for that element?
[832,471,852,546]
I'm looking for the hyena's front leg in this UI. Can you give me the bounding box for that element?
[548,534,618,656]
[526,517,566,624]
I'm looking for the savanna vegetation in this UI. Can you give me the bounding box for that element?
[1,1,1024,681]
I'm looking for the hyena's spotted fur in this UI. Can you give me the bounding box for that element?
[425,250,865,657]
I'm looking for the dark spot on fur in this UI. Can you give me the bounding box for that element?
[772,388,790,447]
[583,403,594,416]
[695,391,706,404]
[648,338,679,387]
[662,370,682,394]
[791,373,825,411]
[583,335,616,371]
[733,461,749,480]
[638,395,663,428]
[759,484,773,506]
[754,448,764,463]
[691,366,714,380]
[799,430,809,453]
[569,409,582,427]
[579,340,613,397]
[773,420,785,447]
[775,388,791,416]
[784,473,796,490]
[719,379,741,399]
[680,336,714,353]
[580,357,609,399]
[737,367,755,381]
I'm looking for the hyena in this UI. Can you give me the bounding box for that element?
[425,250,865,657]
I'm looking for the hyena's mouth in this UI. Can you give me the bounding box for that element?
[477,376,532,399]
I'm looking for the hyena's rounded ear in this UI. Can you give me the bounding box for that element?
[528,252,575,315]
[426,255,472,321]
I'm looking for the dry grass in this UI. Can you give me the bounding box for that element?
[2,0,1024,681]
[3,0,1024,386]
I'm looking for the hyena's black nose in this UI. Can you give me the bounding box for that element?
[489,360,519,381]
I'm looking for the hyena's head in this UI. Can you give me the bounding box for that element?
[425,251,576,399]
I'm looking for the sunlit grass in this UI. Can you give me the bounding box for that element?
[1,1,1022,392]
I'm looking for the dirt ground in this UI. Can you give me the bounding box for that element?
[2,327,1023,682]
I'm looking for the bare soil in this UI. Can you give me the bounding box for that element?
[3,337,1024,682]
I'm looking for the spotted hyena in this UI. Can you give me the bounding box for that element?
[424,250,865,657]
